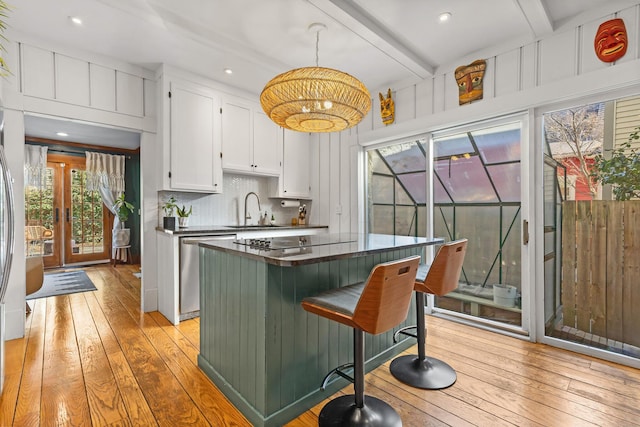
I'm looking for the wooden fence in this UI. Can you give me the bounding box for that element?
[562,201,640,347]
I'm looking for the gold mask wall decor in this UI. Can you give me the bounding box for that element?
[379,88,395,125]
[454,59,486,105]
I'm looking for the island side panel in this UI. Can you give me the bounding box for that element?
[199,248,269,415]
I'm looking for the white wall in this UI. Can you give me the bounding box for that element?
[309,2,640,236]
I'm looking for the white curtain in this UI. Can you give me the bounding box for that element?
[24,145,48,190]
[85,152,127,260]
[85,151,126,194]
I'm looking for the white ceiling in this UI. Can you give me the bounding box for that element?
[8,0,632,148]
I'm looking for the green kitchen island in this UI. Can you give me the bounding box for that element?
[197,233,443,427]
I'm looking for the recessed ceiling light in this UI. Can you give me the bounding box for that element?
[439,12,452,23]
[56,132,68,137]
[69,16,83,25]
[224,68,233,75]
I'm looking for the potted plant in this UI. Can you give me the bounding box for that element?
[176,204,192,228]
[113,193,135,246]
[162,195,178,230]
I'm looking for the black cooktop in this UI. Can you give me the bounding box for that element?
[233,234,357,250]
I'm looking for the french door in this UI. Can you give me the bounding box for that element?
[25,153,111,268]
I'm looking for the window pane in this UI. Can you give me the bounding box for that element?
[472,124,521,164]
[395,206,417,236]
[378,141,426,173]
[395,179,414,205]
[368,150,391,174]
[434,175,452,204]
[371,205,394,234]
[371,174,393,204]
[434,134,474,158]
[435,157,498,203]
[397,172,426,204]
[487,163,521,202]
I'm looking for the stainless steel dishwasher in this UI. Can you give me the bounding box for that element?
[179,235,236,321]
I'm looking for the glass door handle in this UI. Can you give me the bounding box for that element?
[55,208,60,223]
[523,219,529,245]
[66,208,70,222]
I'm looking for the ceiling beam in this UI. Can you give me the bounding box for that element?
[514,0,553,37]
[307,0,434,78]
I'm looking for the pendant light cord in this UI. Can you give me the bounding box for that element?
[315,30,320,67]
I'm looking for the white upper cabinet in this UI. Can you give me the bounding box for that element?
[221,96,281,176]
[166,80,222,193]
[277,130,310,199]
[253,111,282,175]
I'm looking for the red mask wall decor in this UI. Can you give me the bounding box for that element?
[594,18,627,63]
[455,59,486,105]
[379,88,395,125]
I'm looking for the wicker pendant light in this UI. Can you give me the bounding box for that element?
[260,23,371,133]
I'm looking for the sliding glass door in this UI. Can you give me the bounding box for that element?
[431,117,526,331]
[540,95,640,363]
[366,115,530,333]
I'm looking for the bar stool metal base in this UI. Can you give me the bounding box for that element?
[319,394,402,427]
[389,355,456,390]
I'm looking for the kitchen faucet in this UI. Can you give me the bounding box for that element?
[244,192,261,226]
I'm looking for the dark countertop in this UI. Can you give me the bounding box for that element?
[155,224,328,236]
[199,233,444,266]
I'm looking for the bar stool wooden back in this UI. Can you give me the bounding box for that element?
[389,239,467,390]
[301,255,421,427]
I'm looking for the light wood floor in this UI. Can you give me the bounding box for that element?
[1,264,640,426]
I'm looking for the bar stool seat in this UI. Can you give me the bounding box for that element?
[302,255,421,427]
[390,239,467,390]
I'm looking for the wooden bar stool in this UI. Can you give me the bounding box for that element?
[302,255,420,427]
[389,239,467,390]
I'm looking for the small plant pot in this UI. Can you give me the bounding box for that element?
[163,216,176,230]
[493,284,517,307]
[113,228,131,246]
[178,217,189,228]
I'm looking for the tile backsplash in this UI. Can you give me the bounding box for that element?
[158,173,310,227]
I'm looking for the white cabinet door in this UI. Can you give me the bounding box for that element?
[280,130,310,198]
[221,97,282,176]
[169,81,221,192]
[221,99,253,173]
[253,111,281,176]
